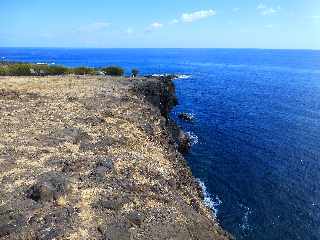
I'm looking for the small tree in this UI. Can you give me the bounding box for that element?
[131,68,139,77]
[101,66,124,76]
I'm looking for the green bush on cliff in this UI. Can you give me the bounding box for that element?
[72,67,96,75]
[47,65,68,75]
[31,64,51,76]
[101,66,124,76]
[0,66,8,76]
[7,64,32,76]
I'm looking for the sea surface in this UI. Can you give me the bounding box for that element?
[1,48,320,240]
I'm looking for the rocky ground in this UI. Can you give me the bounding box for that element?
[0,75,231,240]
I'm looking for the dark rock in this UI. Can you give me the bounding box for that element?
[96,157,114,170]
[178,131,191,154]
[0,208,26,238]
[99,222,132,240]
[66,96,78,102]
[27,173,71,202]
[93,197,129,211]
[53,127,92,145]
[127,211,145,227]
[37,227,62,240]
[167,178,177,189]
[134,77,178,118]
[80,136,123,152]
[150,183,163,194]
[81,116,105,126]
[100,199,122,210]
[92,166,108,181]
[178,112,194,122]
[190,198,200,212]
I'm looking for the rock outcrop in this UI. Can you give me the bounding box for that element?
[0,75,232,240]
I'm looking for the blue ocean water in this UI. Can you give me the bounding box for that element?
[1,48,320,240]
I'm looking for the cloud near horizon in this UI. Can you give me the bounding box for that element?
[257,4,279,16]
[145,22,164,32]
[181,9,216,23]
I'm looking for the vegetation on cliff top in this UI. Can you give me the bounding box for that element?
[0,61,132,77]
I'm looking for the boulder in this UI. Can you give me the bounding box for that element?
[27,173,71,202]
[178,112,194,122]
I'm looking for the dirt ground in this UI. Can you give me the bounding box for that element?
[0,76,231,240]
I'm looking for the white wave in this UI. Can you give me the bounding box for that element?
[176,74,192,79]
[239,204,252,232]
[197,179,222,217]
[151,73,167,77]
[150,73,192,79]
[186,131,198,145]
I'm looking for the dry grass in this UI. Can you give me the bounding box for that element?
[0,76,230,240]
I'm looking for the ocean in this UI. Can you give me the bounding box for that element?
[1,48,320,240]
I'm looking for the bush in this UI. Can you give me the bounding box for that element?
[0,66,8,76]
[47,65,68,75]
[7,64,32,76]
[131,68,139,77]
[101,66,124,76]
[31,64,51,76]
[72,67,95,75]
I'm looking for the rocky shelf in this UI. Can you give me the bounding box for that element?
[0,75,232,239]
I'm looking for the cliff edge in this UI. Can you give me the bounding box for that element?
[0,76,231,239]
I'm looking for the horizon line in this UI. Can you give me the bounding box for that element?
[0,46,320,51]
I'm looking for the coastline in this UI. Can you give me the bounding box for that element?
[0,75,231,239]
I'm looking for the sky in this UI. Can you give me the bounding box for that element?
[0,0,319,49]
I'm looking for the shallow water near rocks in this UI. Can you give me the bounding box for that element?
[1,48,320,239]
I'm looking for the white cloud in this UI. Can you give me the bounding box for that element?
[78,22,111,32]
[150,22,163,29]
[126,28,134,35]
[257,4,278,16]
[170,19,179,24]
[145,22,163,32]
[181,9,216,23]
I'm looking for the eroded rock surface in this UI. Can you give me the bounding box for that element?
[0,76,232,240]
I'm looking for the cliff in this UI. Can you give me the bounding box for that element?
[0,75,231,239]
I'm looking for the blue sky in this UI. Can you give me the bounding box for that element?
[1,0,319,49]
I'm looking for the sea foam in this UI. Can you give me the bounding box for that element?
[197,179,222,217]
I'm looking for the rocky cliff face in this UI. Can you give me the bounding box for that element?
[134,76,191,154]
[0,76,231,240]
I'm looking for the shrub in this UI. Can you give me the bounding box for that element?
[31,64,51,76]
[72,67,95,75]
[131,68,139,77]
[0,66,8,76]
[7,64,32,76]
[101,66,124,76]
[47,65,68,75]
